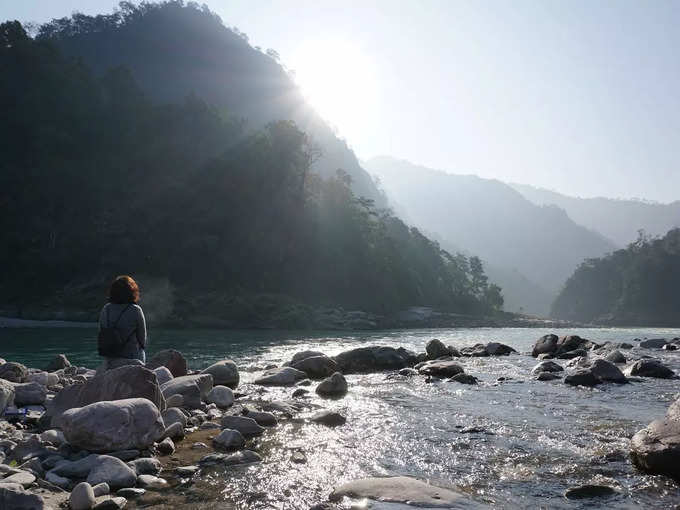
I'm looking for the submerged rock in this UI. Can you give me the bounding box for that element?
[254,367,306,386]
[564,484,616,499]
[639,338,667,349]
[536,371,562,381]
[316,372,348,397]
[330,476,468,507]
[310,410,346,427]
[448,373,478,385]
[417,360,464,378]
[55,398,165,452]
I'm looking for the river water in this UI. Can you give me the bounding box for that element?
[2,326,680,509]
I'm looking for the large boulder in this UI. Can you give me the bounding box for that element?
[417,360,464,378]
[47,365,165,421]
[532,334,559,357]
[556,335,588,354]
[254,367,306,386]
[639,338,668,349]
[316,372,348,397]
[0,362,28,383]
[590,359,627,384]
[330,476,468,507]
[161,374,213,409]
[425,339,450,359]
[54,398,165,452]
[290,356,338,379]
[12,382,47,405]
[627,360,675,379]
[0,379,15,415]
[333,346,417,374]
[147,349,187,377]
[631,403,680,480]
[85,456,137,489]
[200,360,239,389]
[45,354,71,372]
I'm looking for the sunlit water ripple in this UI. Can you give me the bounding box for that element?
[2,326,680,508]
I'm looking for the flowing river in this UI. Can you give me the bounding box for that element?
[2,326,680,509]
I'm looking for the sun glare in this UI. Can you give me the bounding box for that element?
[290,39,379,143]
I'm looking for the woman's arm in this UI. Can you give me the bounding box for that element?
[137,306,147,349]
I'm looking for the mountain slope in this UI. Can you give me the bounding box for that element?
[553,228,680,325]
[366,156,618,314]
[512,183,680,247]
[38,1,384,206]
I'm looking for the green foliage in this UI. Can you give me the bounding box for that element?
[552,229,680,325]
[0,19,501,321]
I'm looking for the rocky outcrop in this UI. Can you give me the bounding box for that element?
[627,360,675,379]
[315,372,348,397]
[147,349,188,377]
[200,360,239,389]
[333,346,417,373]
[47,365,165,421]
[330,476,467,507]
[631,397,680,480]
[54,398,165,452]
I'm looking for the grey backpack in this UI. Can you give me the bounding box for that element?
[97,304,132,357]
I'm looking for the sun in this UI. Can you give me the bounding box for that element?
[289,39,379,143]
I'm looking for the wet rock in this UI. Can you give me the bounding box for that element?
[86,456,137,489]
[243,409,277,426]
[564,484,616,499]
[223,450,261,465]
[0,485,45,509]
[618,342,634,349]
[175,465,199,476]
[212,429,245,450]
[157,437,175,456]
[254,367,307,386]
[662,343,678,351]
[485,342,516,356]
[152,366,173,387]
[70,482,96,510]
[292,388,309,398]
[0,379,15,415]
[206,386,234,408]
[329,476,467,507]
[147,349,187,377]
[333,346,417,374]
[605,350,626,364]
[555,349,588,360]
[310,410,346,427]
[627,360,675,379]
[536,371,562,381]
[220,416,264,436]
[564,369,600,387]
[47,365,165,421]
[639,338,668,349]
[290,355,339,379]
[55,398,165,452]
[631,399,680,479]
[0,362,28,383]
[459,344,489,357]
[531,361,563,374]
[316,372,348,397]
[45,354,71,373]
[136,474,167,489]
[448,373,478,384]
[200,360,239,389]
[425,339,450,359]
[417,360,464,378]
[116,487,145,498]
[13,382,47,406]
[590,359,627,384]
[291,450,306,464]
[161,407,188,429]
[398,368,418,377]
[532,334,559,357]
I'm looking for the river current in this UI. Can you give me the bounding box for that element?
[2,326,680,509]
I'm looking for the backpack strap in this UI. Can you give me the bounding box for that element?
[112,303,132,328]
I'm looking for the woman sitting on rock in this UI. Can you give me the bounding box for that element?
[98,275,147,366]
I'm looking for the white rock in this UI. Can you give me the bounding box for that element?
[70,481,95,510]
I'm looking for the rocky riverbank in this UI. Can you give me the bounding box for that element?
[1,333,679,509]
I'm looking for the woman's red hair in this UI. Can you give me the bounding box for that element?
[109,275,140,304]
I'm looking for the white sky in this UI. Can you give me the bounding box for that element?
[3,0,680,202]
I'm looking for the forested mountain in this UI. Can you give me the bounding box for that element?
[512,183,680,247]
[0,10,502,326]
[38,0,384,206]
[552,229,680,325]
[366,156,617,315]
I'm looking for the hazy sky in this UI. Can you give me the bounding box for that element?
[3,0,680,202]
